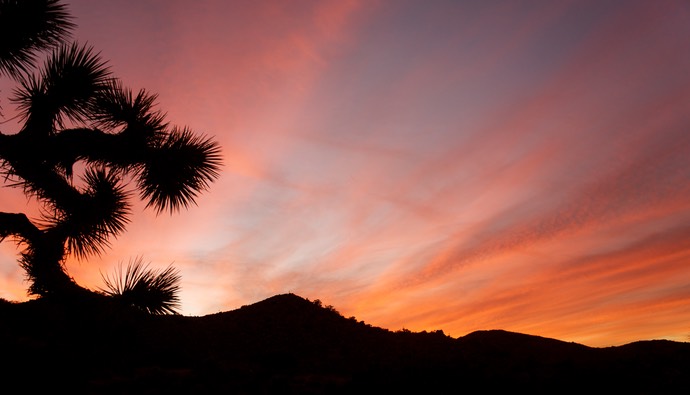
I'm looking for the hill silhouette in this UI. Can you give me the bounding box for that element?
[1,293,689,394]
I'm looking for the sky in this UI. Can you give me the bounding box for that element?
[1,0,690,347]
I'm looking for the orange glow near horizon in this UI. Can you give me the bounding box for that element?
[2,0,690,347]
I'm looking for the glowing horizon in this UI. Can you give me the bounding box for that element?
[1,0,690,347]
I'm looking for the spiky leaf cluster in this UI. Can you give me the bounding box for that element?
[100,258,181,315]
[91,79,167,135]
[139,127,222,213]
[0,0,74,78]
[13,43,110,131]
[59,168,131,259]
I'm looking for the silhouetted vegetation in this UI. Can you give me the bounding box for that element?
[0,293,688,394]
[0,0,220,309]
[100,257,181,315]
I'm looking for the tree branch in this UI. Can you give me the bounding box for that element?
[0,212,41,243]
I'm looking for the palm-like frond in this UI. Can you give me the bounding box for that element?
[138,127,222,214]
[91,79,167,135]
[12,42,110,131]
[57,167,130,259]
[11,72,49,128]
[100,257,181,315]
[0,0,74,78]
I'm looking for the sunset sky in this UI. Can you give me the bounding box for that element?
[1,0,690,347]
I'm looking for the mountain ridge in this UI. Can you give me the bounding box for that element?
[1,293,689,393]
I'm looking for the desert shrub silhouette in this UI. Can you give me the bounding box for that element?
[0,0,221,312]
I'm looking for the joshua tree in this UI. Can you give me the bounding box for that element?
[0,0,221,312]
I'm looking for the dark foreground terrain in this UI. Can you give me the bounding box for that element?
[1,293,689,394]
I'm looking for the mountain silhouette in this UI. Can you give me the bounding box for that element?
[1,293,689,394]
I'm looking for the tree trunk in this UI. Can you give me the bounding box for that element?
[0,212,80,297]
[22,228,91,298]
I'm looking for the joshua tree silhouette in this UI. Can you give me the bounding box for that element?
[0,0,221,312]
